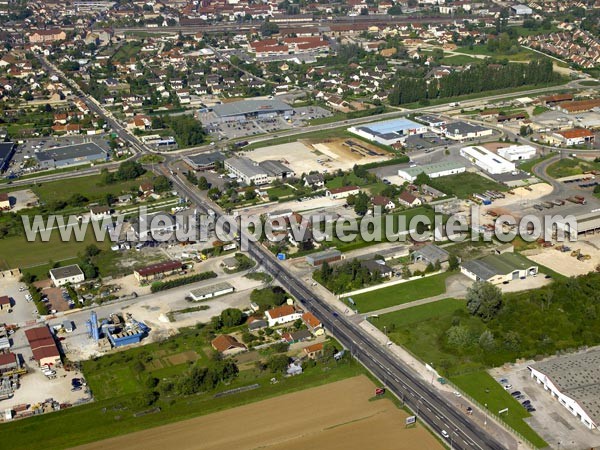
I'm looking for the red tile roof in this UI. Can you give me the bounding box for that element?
[558,128,595,139]
[211,334,246,353]
[302,312,321,328]
[266,304,296,320]
[0,296,9,306]
[134,260,182,278]
[0,352,16,367]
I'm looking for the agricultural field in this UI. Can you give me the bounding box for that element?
[73,376,443,450]
[0,326,365,450]
[349,272,453,313]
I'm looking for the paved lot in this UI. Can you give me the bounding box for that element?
[0,272,38,325]
[491,359,600,450]
[6,135,111,177]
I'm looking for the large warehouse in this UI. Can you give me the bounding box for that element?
[444,121,493,141]
[25,326,61,367]
[189,282,235,301]
[555,211,600,238]
[397,161,466,182]
[212,99,293,122]
[35,142,109,169]
[529,350,600,430]
[497,145,537,162]
[460,146,516,174]
[460,253,538,284]
[183,151,226,171]
[348,118,427,146]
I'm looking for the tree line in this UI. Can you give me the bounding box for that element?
[389,60,559,106]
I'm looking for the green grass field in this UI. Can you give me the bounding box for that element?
[0,228,112,270]
[350,272,453,313]
[372,298,547,447]
[546,157,600,179]
[516,153,554,173]
[427,172,508,199]
[452,372,547,448]
[328,207,436,253]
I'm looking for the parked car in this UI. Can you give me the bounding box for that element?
[441,430,449,439]
[511,391,521,397]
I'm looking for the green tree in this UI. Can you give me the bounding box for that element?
[220,308,244,328]
[354,191,369,216]
[198,176,209,190]
[153,175,171,193]
[466,281,503,322]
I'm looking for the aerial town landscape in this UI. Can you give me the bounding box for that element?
[2,1,600,449]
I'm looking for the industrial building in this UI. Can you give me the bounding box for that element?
[211,99,293,122]
[25,326,61,367]
[497,145,537,162]
[103,314,150,348]
[460,253,538,284]
[225,156,294,185]
[133,260,183,282]
[551,129,595,147]
[348,118,428,146]
[305,249,342,266]
[554,211,600,237]
[460,146,516,174]
[0,353,18,374]
[131,212,179,239]
[444,121,493,141]
[183,151,225,171]
[529,350,600,429]
[326,185,360,199]
[49,264,85,287]
[189,282,235,301]
[0,142,15,172]
[411,244,450,265]
[34,142,109,169]
[397,161,466,182]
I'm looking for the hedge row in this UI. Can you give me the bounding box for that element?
[150,271,218,293]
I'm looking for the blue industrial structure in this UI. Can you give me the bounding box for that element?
[86,311,149,348]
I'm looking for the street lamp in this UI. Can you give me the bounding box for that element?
[484,403,488,427]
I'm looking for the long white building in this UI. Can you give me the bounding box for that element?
[460,146,516,174]
[348,118,427,146]
[529,350,600,430]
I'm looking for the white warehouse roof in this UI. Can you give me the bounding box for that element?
[460,146,516,174]
[497,145,537,161]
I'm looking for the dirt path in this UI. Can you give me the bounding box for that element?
[71,376,443,450]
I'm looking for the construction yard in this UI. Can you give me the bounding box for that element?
[245,137,390,175]
[523,235,600,277]
[72,375,443,450]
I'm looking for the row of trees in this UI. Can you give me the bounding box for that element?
[315,260,384,294]
[389,60,558,106]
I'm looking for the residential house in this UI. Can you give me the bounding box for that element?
[303,342,324,359]
[398,191,422,207]
[211,334,247,356]
[265,304,302,327]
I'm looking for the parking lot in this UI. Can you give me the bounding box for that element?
[5,135,112,178]
[490,362,600,450]
[198,105,332,141]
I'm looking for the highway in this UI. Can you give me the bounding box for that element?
[165,166,508,450]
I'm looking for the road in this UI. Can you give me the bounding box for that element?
[165,165,509,450]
